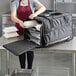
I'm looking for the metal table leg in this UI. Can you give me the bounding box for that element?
[5,50,10,76]
[0,49,2,76]
[72,52,76,76]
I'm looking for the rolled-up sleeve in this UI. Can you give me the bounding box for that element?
[10,0,17,11]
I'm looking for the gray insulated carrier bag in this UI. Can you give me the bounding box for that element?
[28,12,73,46]
[3,10,73,56]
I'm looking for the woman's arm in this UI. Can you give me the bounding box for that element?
[10,0,25,28]
[29,2,46,19]
[11,10,25,28]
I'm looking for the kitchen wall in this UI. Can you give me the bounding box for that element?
[0,0,10,37]
[56,3,76,13]
[0,0,53,37]
[72,0,76,2]
[56,0,76,13]
[39,0,53,9]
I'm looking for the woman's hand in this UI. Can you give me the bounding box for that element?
[11,10,25,28]
[29,3,46,19]
[19,21,25,28]
[29,13,37,19]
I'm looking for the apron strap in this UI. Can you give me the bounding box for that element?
[28,0,30,5]
[19,0,21,6]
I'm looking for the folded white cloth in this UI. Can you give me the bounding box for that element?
[24,20,42,31]
[24,20,37,28]
[34,24,42,31]
[3,32,19,38]
[72,14,76,17]
[3,26,18,33]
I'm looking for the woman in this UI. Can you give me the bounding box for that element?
[11,0,46,69]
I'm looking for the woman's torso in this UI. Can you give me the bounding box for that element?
[10,0,40,13]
